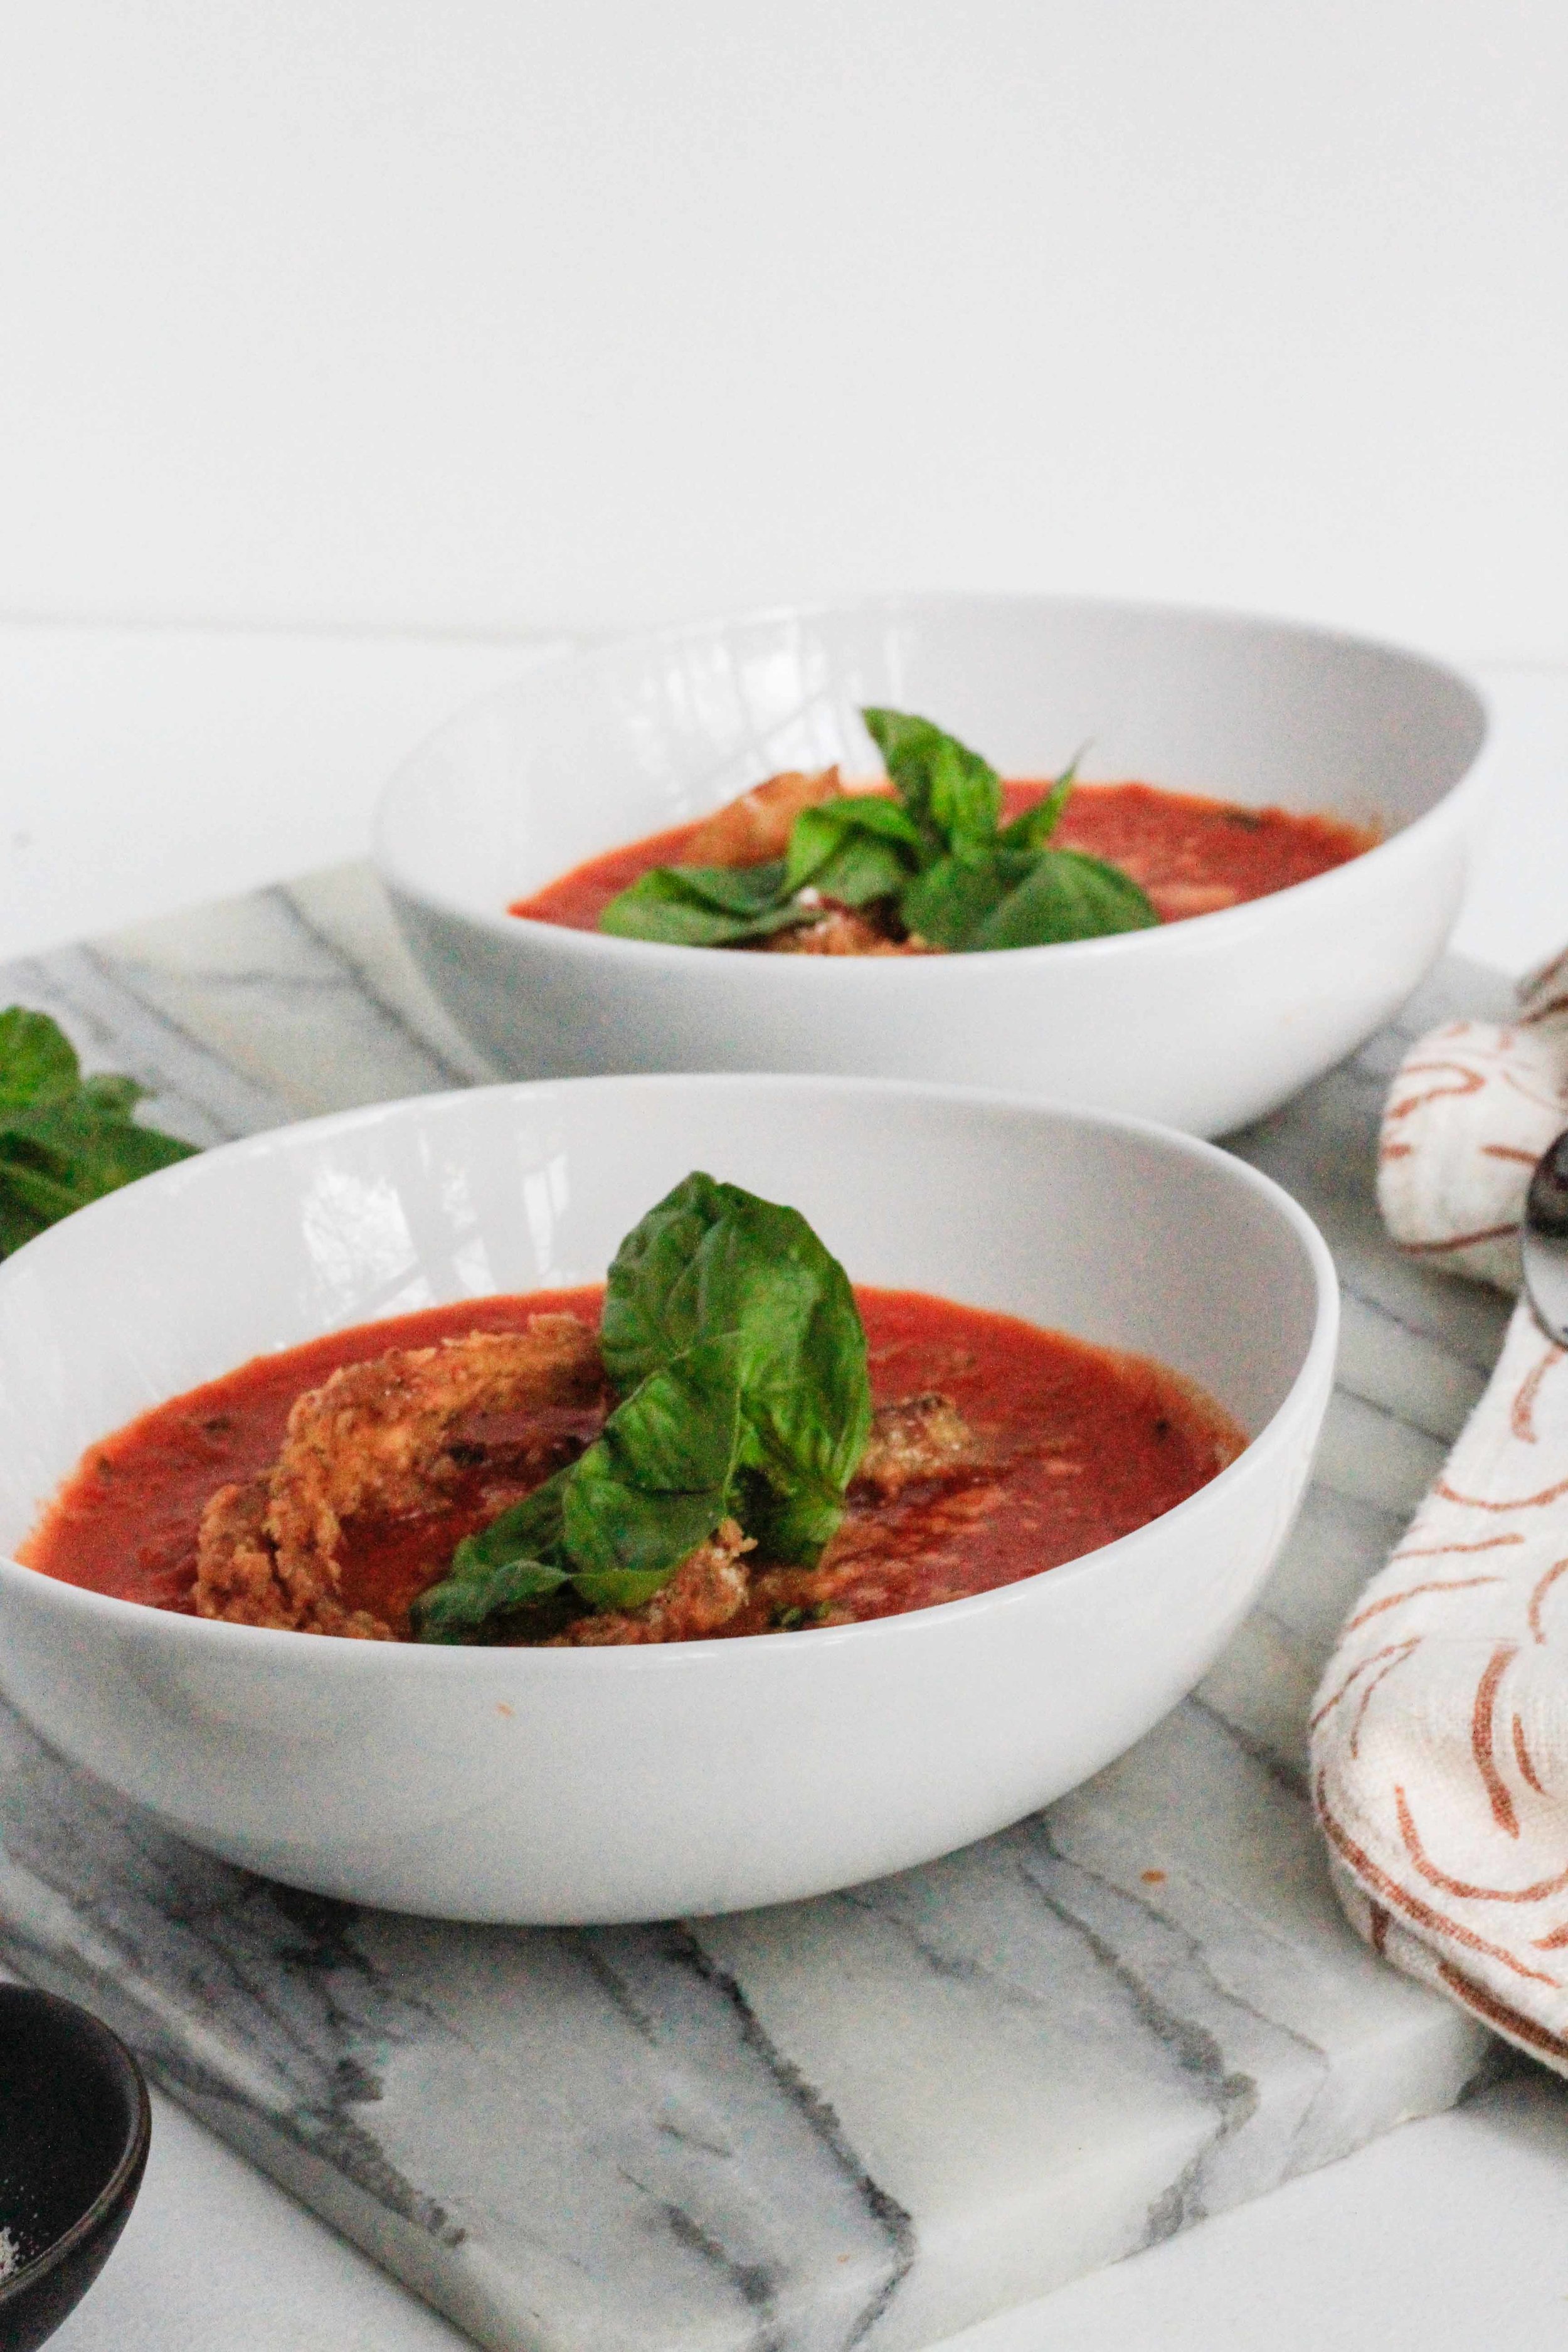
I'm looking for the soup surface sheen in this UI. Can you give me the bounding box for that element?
[22,1286,1244,1640]
[511,781,1375,934]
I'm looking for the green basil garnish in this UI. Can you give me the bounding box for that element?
[782,795,924,907]
[997,769,1074,852]
[411,1172,872,1641]
[600,1170,872,1562]
[970,847,1160,951]
[596,709,1156,952]
[898,848,1026,951]
[0,1007,198,1258]
[596,861,817,948]
[861,706,1002,855]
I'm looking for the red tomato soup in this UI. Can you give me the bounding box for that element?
[21,1288,1243,1643]
[511,782,1377,935]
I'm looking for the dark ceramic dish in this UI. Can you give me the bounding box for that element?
[0,1986,151,2352]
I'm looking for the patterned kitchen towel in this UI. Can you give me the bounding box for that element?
[1312,946,1568,2070]
[1377,944,1568,1293]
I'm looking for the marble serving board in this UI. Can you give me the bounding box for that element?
[0,870,1520,2352]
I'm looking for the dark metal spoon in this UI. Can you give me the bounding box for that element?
[1523,1130,1568,1347]
[0,1986,151,2352]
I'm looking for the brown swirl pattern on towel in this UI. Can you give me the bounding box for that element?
[1316,948,1568,2070]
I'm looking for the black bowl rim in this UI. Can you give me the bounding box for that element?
[0,1984,152,2311]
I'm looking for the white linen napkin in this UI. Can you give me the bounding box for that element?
[1311,949,1568,2069]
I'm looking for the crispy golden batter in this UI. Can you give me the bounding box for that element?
[854,1393,983,1498]
[194,1330,983,1646]
[761,909,930,956]
[267,1319,601,1573]
[1144,881,1237,921]
[755,1478,1008,1627]
[684,768,842,866]
[194,1316,603,1637]
[550,1396,980,1645]
[194,1473,393,1639]
[549,1520,756,1646]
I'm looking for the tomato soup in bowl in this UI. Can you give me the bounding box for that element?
[374,594,1485,1136]
[512,773,1378,948]
[0,1076,1335,1924]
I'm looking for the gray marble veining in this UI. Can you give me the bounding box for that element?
[0,879,1516,2351]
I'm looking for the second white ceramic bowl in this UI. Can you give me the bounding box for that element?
[376,594,1486,1136]
[0,1077,1336,1922]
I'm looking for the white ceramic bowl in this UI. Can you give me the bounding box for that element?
[0,1077,1336,1924]
[375,593,1486,1138]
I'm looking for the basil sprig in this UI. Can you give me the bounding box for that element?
[0,1008,197,1258]
[595,861,812,948]
[596,708,1157,951]
[411,1172,872,1641]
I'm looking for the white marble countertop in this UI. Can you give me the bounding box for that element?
[4,626,1568,2349]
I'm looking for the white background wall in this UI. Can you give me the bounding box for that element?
[2,2,1565,657]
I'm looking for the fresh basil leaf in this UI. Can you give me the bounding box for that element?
[603,1173,872,1567]
[415,1173,874,1641]
[0,1046,198,1259]
[705,1188,872,1562]
[603,1173,802,1396]
[411,1552,570,1642]
[77,1071,151,1116]
[997,766,1077,853]
[783,797,922,906]
[598,1168,730,1391]
[659,863,792,914]
[729,1305,869,1562]
[927,732,1003,849]
[0,1008,82,1107]
[596,722,1148,965]
[862,708,1001,852]
[598,861,810,946]
[410,1471,573,1640]
[0,1099,194,1195]
[564,1333,748,1606]
[0,1163,74,1259]
[970,849,1159,950]
[806,835,909,910]
[601,1175,871,1516]
[898,848,1024,950]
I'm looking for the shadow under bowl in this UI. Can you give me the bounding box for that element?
[0,1986,151,2352]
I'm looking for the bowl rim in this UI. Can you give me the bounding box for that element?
[0,1983,151,2312]
[0,1070,1340,1670]
[373,588,1490,970]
